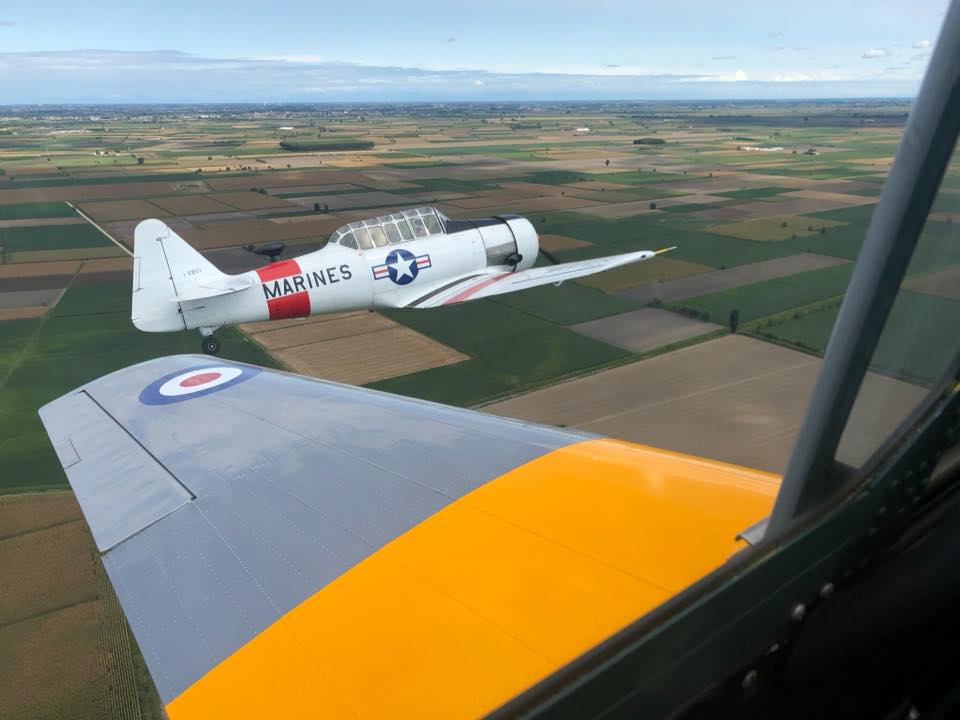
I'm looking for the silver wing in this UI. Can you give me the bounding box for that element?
[402,248,674,308]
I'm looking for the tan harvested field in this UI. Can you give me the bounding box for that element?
[572,308,720,353]
[904,265,960,301]
[486,335,926,474]
[78,199,170,222]
[204,169,364,191]
[0,288,64,310]
[0,260,81,279]
[928,212,960,223]
[782,189,879,206]
[577,256,712,292]
[212,191,296,211]
[620,253,850,305]
[539,234,593,252]
[0,306,46,320]
[706,215,847,242]
[267,214,350,233]
[242,311,468,385]
[0,180,211,205]
[0,492,145,720]
[447,194,527,209]
[0,217,84,229]
[147,194,235,215]
[500,181,566,196]
[179,217,333,249]
[575,200,660,219]
[79,257,133,274]
[558,188,647,204]
[265,183,363,195]
[735,196,877,218]
[287,190,411,211]
[9,246,128,264]
[0,519,97,625]
[0,492,82,538]
[564,181,637,192]
[509,195,599,212]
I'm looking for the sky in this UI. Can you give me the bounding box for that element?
[0,0,950,103]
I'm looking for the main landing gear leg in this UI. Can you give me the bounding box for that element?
[199,327,221,356]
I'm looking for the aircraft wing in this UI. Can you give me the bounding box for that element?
[38,356,777,719]
[405,248,673,308]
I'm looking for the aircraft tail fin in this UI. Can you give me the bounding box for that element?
[132,219,227,332]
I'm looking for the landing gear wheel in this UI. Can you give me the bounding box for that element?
[201,336,221,355]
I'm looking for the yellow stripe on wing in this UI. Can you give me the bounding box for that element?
[166,439,778,720]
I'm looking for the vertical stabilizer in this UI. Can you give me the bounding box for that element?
[131,219,225,332]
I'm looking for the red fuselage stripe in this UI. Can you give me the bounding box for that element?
[444,272,511,305]
[256,259,311,320]
[256,259,302,282]
[266,291,311,320]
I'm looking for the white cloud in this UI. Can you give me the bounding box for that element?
[772,69,853,82]
[711,55,738,61]
[691,68,749,82]
[862,48,888,59]
[912,40,931,49]
[0,49,924,103]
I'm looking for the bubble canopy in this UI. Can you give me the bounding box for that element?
[328,206,448,250]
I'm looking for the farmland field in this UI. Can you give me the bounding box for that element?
[3,98,951,717]
[0,492,161,720]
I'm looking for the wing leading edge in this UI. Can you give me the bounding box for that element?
[404,247,675,308]
[39,355,777,719]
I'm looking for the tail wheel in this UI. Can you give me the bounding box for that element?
[201,337,221,355]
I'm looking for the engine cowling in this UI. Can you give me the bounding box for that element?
[469,215,538,271]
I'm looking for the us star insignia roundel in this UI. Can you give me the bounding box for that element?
[372,249,432,285]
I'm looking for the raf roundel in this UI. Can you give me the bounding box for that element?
[139,364,261,405]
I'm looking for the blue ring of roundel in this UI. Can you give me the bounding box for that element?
[139,364,262,405]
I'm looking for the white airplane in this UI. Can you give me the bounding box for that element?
[132,206,673,354]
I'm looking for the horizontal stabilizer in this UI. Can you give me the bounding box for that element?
[171,275,253,302]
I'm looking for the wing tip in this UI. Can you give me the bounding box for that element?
[654,246,677,256]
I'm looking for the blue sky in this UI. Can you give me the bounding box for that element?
[0,0,949,102]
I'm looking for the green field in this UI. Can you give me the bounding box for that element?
[0,202,75,219]
[758,289,960,385]
[667,262,854,323]
[371,301,632,406]
[0,224,111,253]
[539,211,803,268]
[0,281,282,493]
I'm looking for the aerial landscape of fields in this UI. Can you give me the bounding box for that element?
[1,98,956,716]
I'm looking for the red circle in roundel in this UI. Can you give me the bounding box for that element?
[179,371,222,388]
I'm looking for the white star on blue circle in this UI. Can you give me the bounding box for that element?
[386,249,418,285]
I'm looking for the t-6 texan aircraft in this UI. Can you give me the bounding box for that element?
[131,206,671,354]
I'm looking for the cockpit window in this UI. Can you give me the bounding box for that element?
[339,232,358,250]
[384,223,402,244]
[367,225,388,248]
[354,227,374,250]
[410,216,429,238]
[329,206,447,250]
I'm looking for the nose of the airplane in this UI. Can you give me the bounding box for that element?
[503,215,539,271]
